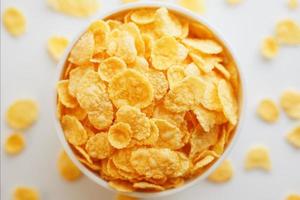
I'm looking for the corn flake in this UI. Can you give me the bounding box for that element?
[207,160,233,183]
[116,194,138,200]
[85,132,113,159]
[288,0,299,9]
[275,19,300,45]
[280,90,300,119]
[2,7,26,36]
[257,99,279,123]
[98,56,127,82]
[4,132,25,155]
[57,150,82,181]
[133,182,164,191]
[108,69,154,109]
[57,80,78,108]
[147,70,169,100]
[68,65,94,96]
[167,65,186,89]
[245,145,271,171]
[131,9,156,25]
[47,36,69,61]
[182,38,223,54]
[88,20,110,53]
[6,99,38,130]
[286,125,300,148]
[108,122,132,149]
[261,36,279,59]
[62,115,88,145]
[13,186,39,200]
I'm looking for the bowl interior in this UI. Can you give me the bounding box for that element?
[54,2,244,198]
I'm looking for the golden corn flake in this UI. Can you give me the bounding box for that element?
[74,145,93,164]
[245,145,271,171]
[139,119,159,146]
[286,125,300,148]
[256,99,279,123]
[189,52,215,73]
[109,180,134,192]
[108,122,132,149]
[261,36,279,59]
[215,63,231,79]
[280,90,300,119]
[286,194,300,200]
[142,34,154,59]
[2,7,26,36]
[182,38,223,54]
[57,80,77,108]
[116,105,151,140]
[178,0,205,14]
[69,31,95,65]
[147,70,169,100]
[192,155,215,174]
[275,19,300,45]
[131,9,156,25]
[133,182,164,191]
[47,36,69,61]
[153,118,183,150]
[108,69,154,109]
[85,132,113,159]
[151,35,188,70]
[68,66,94,96]
[288,0,299,9]
[88,20,110,53]
[207,160,233,183]
[62,115,88,146]
[184,63,201,76]
[164,76,206,113]
[128,56,149,72]
[57,150,82,181]
[47,0,100,17]
[167,65,186,89]
[4,132,25,155]
[13,186,39,200]
[202,80,222,111]
[116,194,138,200]
[98,57,127,82]
[6,99,38,130]
[218,79,238,125]
[64,105,87,121]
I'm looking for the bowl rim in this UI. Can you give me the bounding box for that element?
[53,1,246,198]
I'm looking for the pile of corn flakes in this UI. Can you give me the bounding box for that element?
[56,7,241,192]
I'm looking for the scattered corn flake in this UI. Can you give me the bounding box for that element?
[164,76,206,113]
[85,132,113,159]
[218,79,238,125]
[286,125,300,148]
[280,90,300,119]
[57,150,82,181]
[108,69,154,109]
[288,0,299,9]
[116,194,138,200]
[62,115,88,146]
[245,145,271,171]
[178,0,205,14]
[13,186,39,200]
[6,99,38,130]
[275,19,300,45]
[98,56,127,82]
[226,0,242,5]
[286,194,300,200]
[2,7,26,36]
[4,132,25,155]
[47,36,69,61]
[116,105,151,141]
[182,38,223,54]
[108,122,132,149]
[257,99,279,123]
[47,0,100,17]
[151,35,188,70]
[69,31,95,65]
[261,36,279,59]
[57,80,78,108]
[207,160,233,183]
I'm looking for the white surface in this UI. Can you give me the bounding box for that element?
[1,0,299,200]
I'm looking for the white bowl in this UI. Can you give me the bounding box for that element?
[53,1,245,198]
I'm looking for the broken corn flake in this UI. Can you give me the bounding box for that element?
[286,194,300,200]
[280,90,300,119]
[2,7,26,36]
[261,36,279,59]
[47,36,69,61]
[288,0,299,9]
[245,145,271,171]
[57,150,82,181]
[207,160,233,183]
[275,19,300,45]
[116,194,139,200]
[286,125,300,148]
[13,186,40,200]
[47,0,101,17]
[4,132,25,155]
[178,0,205,14]
[6,99,39,130]
[256,99,279,123]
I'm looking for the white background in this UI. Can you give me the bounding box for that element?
[1,0,300,200]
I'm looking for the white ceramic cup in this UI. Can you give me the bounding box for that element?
[53,1,245,198]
